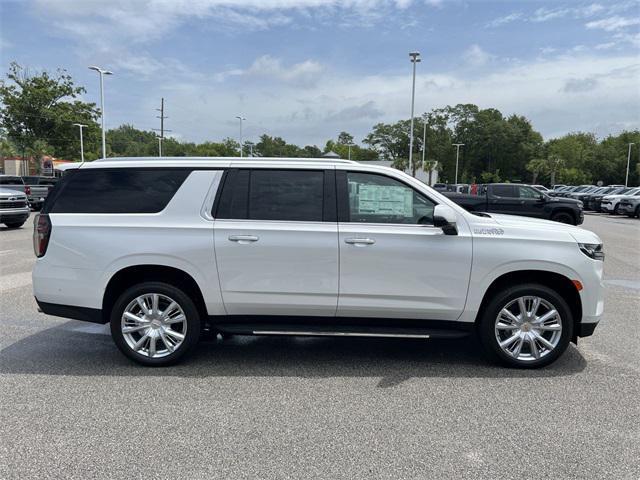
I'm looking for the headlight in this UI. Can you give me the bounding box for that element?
[578,201,583,208]
[579,243,604,260]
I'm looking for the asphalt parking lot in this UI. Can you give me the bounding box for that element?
[1,213,639,479]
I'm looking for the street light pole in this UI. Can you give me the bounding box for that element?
[421,121,427,168]
[235,115,246,157]
[88,66,113,159]
[453,143,464,185]
[626,142,635,187]
[348,143,353,161]
[408,51,421,176]
[157,137,163,157]
[72,123,87,161]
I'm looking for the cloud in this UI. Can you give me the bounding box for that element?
[562,77,599,93]
[214,55,325,87]
[326,101,384,121]
[586,15,640,31]
[485,12,522,28]
[247,55,324,86]
[463,45,492,66]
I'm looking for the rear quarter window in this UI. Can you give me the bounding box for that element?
[49,169,190,214]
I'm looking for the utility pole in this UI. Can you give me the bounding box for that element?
[73,123,87,161]
[408,51,421,176]
[153,98,170,157]
[626,142,635,187]
[453,143,464,185]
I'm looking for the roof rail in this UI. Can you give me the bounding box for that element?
[94,156,358,164]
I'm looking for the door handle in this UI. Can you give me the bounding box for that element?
[344,237,375,245]
[228,235,259,243]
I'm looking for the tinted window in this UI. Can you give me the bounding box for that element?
[346,172,435,225]
[50,169,190,214]
[22,176,39,184]
[491,185,517,197]
[0,176,23,185]
[38,177,58,186]
[248,170,323,221]
[518,186,542,199]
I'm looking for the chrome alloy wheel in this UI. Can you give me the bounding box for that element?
[494,296,562,362]
[121,293,187,358]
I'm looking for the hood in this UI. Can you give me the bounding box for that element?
[546,195,581,205]
[0,187,26,198]
[477,213,601,244]
[603,193,636,200]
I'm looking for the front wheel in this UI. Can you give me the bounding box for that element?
[550,211,575,224]
[478,284,573,368]
[110,282,201,366]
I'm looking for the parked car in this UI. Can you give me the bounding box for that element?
[618,195,640,218]
[21,176,58,210]
[552,184,567,191]
[442,183,584,225]
[532,185,550,193]
[0,187,30,228]
[32,157,604,368]
[0,175,30,199]
[584,186,628,211]
[601,187,640,214]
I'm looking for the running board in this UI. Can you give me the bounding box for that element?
[253,330,432,339]
[214,322,471,339]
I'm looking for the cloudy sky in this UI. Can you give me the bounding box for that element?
[1,0,639,146]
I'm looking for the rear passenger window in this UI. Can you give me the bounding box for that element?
[491,185,517,198]
[249,170,323,221]
[50,169,190,214]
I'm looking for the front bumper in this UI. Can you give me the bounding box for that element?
[600,201,613,212]
[0,208,30,223]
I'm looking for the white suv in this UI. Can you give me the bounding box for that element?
[32,158,605,368]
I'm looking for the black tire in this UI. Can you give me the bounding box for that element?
[550,211,574,224]
[478,283,573,368]
[611,204,619,215]
[634,206,640,219]
[3,221,25,229]
[110,281,201,366]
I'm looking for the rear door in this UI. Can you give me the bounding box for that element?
[213,167,339,317]
[486,185,519,214]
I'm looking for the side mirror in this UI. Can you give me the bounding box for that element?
[433,204,458,235]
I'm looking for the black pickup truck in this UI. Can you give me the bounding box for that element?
[442,183,584,225]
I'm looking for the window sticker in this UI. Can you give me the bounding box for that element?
[355,184,413,216]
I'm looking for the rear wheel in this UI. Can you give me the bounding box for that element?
[110,282,201,366]
[478,284,573,368]
[551,211,574,224]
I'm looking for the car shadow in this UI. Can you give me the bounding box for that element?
[0,321,587,386]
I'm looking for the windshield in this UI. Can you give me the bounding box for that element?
[0,176,23,185]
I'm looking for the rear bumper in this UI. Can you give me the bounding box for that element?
[36,298,105,324]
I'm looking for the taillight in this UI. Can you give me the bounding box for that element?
[25,185,31,195]
[33,214,51,258]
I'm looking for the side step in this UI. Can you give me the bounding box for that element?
[216,323,471,340]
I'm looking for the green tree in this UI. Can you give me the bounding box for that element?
[0,62,100,161]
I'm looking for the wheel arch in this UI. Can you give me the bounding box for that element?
[475,270,582,341]
[102,264,208,325]
[551,208,577,224]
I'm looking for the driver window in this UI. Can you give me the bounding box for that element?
[346,172,435,225]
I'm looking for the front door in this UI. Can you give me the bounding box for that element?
[336,170,472,321]
[213,168,339,317]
